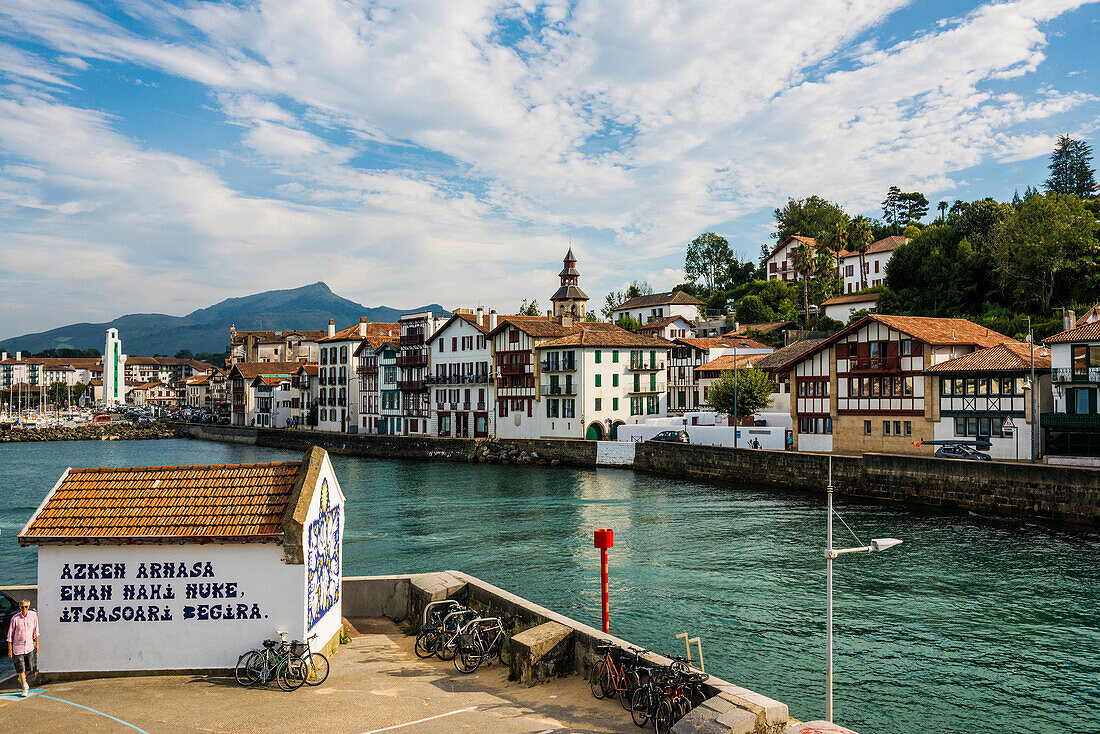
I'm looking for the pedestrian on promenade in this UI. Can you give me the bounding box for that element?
[7,599,38,697]
[785,433,793,451]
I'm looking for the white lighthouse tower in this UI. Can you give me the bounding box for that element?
[103,328,127,408]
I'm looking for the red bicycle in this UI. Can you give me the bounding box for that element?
[590,644,647,710]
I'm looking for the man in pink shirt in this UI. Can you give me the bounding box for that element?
[6,599,38,697]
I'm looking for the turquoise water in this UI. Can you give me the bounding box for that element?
[1,439,1098,733]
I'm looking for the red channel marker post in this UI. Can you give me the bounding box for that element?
[594,528,614,633]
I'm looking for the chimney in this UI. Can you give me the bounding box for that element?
[489,310,498,331]
[547,309,552,319]
[560,316,573,328]
[1065,310,1076,331]
[327,319,336,338]
[1,351,6,361]
[359,316,367,337]
[476,306,484,326]
[15,351,22,361]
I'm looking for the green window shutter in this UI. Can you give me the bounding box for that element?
[595,350,602,363]
[612,350,619,363]
[595,398,602,411]
[650,350,656,368]
[595,374,602,387]
[612,374,619,387]
[613,397,619,410]
[634,374,640,391]
[650,373,656,391]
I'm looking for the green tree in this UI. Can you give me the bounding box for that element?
[772,196,849,243]
[791,241,816,328]
[820,223,848,286]
[602,292,623,320]
[519,298,541,316]
[685,232,734,296]
[175,349,195,359]
[847,215,873,290]
[987,193,1099,311]
[937,200,948,222]
[734,294,775,324]
[46,381,71,406]
[707,366,774,419]
[615,314,641,333]
[882,186,903,232]
[1045,135,1098,198]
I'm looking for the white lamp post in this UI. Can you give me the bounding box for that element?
[824,458,902,723]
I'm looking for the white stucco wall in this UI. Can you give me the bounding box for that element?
[37,543,304,673]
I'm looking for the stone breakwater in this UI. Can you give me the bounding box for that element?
[475,440,562,465]
[0,423,180,443]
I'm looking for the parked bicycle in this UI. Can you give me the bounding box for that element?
[294,632,330,686]
[452,615,516,674]
[590,644,648,711]
[626,655,708,733]
[234,631,309,691]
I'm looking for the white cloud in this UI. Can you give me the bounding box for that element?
[0,0,1097,334]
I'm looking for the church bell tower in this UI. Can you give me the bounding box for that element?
[550,248,589,320]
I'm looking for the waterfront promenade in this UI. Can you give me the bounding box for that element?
[0,619,636,734]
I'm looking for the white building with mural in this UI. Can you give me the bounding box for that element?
[19,446,345,674]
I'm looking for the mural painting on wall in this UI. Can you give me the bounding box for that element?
[307,479,342,631]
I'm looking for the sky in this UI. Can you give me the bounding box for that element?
[1,0,1098,338]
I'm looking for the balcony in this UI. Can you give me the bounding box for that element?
[403,406,430,418]
[629,383,666,394]
[1040,412,1100,430]
[540,360,577,372]
[399,333,425,347]
[357,363,378,374]
[628,359,666,371]
[1052,367,1100,383]
[540,385,578,396]
[396,352,427,368]
[847,356,900,371]
[499,362,530,375]
[396,379,426,392]
[426,373,491,385]
[475,401,486,411]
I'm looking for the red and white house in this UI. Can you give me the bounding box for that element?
[126,380,177,407]
[763,235,817,282]
[428,309,496,438]
[638,315,696,340]
[838,236,908,293]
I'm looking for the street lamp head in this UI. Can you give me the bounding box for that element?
[870,538,903,552]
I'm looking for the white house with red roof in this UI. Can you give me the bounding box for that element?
[638,315,696,340]
[763,235,818,282]
[838,236,909,293]
[610,290,705,325]
[427,308,496,438]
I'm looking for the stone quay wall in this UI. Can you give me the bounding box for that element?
[174,423,1100,525]
[0,423,179,443]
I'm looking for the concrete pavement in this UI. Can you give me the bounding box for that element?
[0,620,637,734]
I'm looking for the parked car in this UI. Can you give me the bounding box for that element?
[649,430,690,443]
[934,444,991,461]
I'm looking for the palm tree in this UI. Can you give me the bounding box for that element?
[791,241,816,328]
[847,215,873,291]
[820,223,849,289]
[938,200,948,222]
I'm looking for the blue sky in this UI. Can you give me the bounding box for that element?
[1,0,1098,337]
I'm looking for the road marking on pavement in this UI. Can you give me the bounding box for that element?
[40,695,152,734]
[360,706,478,733]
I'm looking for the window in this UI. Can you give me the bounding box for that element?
[904,421,911,436]
[321,350,328,366]
[438,339,445,352]
[612,373,619,387]
[547,399,559,418]
[595,374,602,387]
[341,346,348,362]
[900,339,913,356]
[563,399,575,418]
[594,398,602,411]
[509,329,519,344]
[595,350,602,364]
[864,420,872,435]
[1073,388,1093,415]
[1073,345,1087,375]
[893,420,901,435]
[847,343,858,358]
[646,396,658,414]
[612,397,619,411]
[904,377,913,396]
[612,350,619,363]
[884,420,891,435]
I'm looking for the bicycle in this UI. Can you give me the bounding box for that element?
[234,631,309,691]
[590,644,647,711]
[434,608,479,661]
[453,615,515,674]
[415,603,472,659]
[294,633,330,686]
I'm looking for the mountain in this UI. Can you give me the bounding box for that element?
[0,282,445,356]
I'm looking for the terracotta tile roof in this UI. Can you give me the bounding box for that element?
[638,315,694,332]
[318,321,400,343]
[227,362,307,379]
[19,458,309,544]
[1075,304,1100,326]
[491,315,578,339]
[838,236,909,259]
[1045,320,1100,344]
[615,290,705,311]
[430,312,498,339]
[128,380,170,391]
[296,364,319,376]
[253,374,292,386]
[751,337,831,372]
[926,342,1051,373]
[866,315,1011,348]
[764,235,818,261]
[674,336,771,350]
[731,321,793,335]
[821,293,881,307]
[695,354,759,374]
[536,327,672,349]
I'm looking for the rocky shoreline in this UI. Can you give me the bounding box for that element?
[0,423,180,443]
[474,440,561,465]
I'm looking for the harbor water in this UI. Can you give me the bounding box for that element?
[1,439,1097,733]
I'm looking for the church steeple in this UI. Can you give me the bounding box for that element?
[550,248,589,319]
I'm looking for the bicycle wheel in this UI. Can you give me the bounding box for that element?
[454,639,483,674]
[277,653,308,691]
[235,651,260,686]
[590,660,608,699]
[245,651,271,685]
[620,670,639,711]
[304,652,330,686]
[437,630,458,661]
[414,630,439,659]
[630,686,651,727]
[653,699,674,734]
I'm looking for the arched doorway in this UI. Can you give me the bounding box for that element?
[610,421,624,440]
[585,422,605,441]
